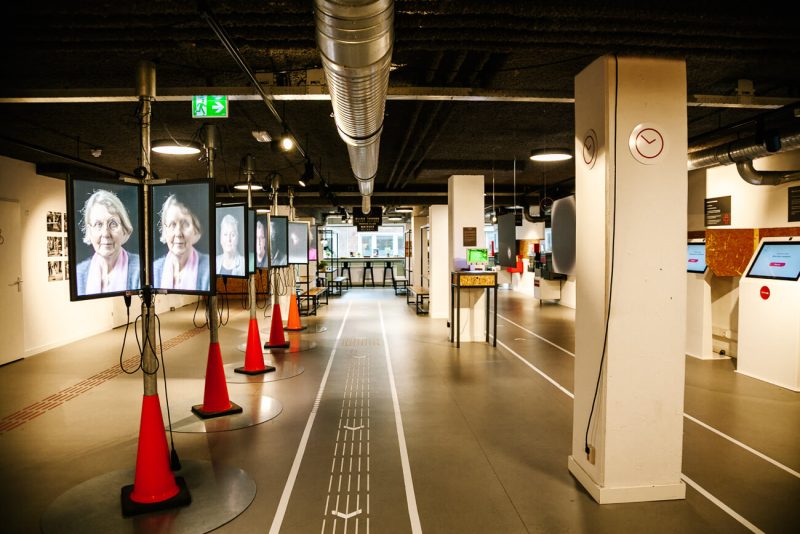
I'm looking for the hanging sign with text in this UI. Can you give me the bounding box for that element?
[705,195,732,227]
[353,207,382,232]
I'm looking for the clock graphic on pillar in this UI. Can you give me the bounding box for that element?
[628,123,665,164]
[582,129,598,169]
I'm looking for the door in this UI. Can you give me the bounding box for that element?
[0,200,24,365]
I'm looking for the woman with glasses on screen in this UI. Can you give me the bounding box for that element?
[153,194,210,291]
[76,189,140,295]
[216,213,245,276]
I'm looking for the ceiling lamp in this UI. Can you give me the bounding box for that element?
[233,181,263,191]
[151,139,202,155]
[394,207,413,213]
[256,208,270,214]
[298,159,314,187]
[529,148,572,162]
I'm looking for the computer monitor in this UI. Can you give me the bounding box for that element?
[215,204,248,279]
[66,176,143,300]
[269,216,289,267]
[467,248,489,264]
[745,241,800,281]
[288,221,309,264]
[687,242,707,273]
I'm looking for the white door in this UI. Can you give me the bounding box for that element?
[0,200,24,365]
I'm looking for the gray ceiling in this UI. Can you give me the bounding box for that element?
[2,1,799,220]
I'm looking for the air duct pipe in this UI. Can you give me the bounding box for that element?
[314,0,394,211]
[688,130,800,185]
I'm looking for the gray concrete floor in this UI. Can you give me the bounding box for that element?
[0,288,797,533]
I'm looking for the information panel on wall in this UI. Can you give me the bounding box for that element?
[789,186,800,223]
[705,195,731,227]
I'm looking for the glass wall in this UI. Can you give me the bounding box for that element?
[324,224,406,258]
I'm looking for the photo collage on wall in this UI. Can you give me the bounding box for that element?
[46,210,69,282]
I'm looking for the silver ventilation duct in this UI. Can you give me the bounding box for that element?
[314,0,394,209]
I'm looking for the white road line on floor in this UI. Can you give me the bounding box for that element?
[493,334,768,534]
[497,313,575,357]
[379,302,423,534]
[495,318,800,480]
[683,414,800,479]
[681,475,765,534]
[269,302,353,534]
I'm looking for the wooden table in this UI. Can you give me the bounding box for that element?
[450,271,498,348]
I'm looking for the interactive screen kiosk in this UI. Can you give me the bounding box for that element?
[737,237,800,390]
[685,241,717,359]
[466,248,488,271]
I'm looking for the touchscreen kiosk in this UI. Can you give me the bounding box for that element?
[467,248,488,270]
[737,237,800,390]
[67,176,143,300]
[269,216,289,268]
[685,241,716,359]
[288,221,310,264]
[215,204,248,279]
[150,181,214,294]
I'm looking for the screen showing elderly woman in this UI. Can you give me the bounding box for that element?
[68,178,142,300]
[151,182,213,293]
[215,204,247,278]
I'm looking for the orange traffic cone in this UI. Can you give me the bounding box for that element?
[235,319,275,375]
[194,342,244,416]
[285,292,306,331]
[264,302,290,348]
[121,394,191,516]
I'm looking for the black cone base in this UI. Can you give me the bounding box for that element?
[284,325,308,331]
[233,365,276,375]
[190,401,243,419]
[120,476,191,517]
[263,341,290,349]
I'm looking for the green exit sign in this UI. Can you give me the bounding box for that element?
[192,95,228,118]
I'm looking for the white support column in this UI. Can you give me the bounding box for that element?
[448,174,487,341]
[568,55,688,504]
[412,214,427,288]
[428,205,449,319]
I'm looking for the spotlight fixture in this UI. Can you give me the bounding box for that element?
[251,130,272,143]
[529,148,572,162]
[299,159,314,187]
[151,139,202,155]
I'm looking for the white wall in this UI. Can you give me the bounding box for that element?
[429,205,449,319]
[0,155,195,358]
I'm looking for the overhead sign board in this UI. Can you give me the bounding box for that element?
[353,207,382,232]
[192,95,228,118]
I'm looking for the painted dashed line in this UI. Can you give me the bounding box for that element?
[322,347,371,533]
[0,325,207,434]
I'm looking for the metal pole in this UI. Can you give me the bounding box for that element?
[242,154,258,320]
[137,60,158,396]
[205,124,220,342]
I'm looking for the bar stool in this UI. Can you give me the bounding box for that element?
[382,261,395,287]
[362,261,375,287]
[340,261,352,289]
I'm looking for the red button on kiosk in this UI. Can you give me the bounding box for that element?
[760,286,770,300]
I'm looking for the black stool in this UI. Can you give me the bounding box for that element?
[362,261,375,287]
[340,262,352,289]
[382,261,395,287]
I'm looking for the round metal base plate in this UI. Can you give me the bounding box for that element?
[237,337,317,354]
[224,360,304,384]
[41,460,256,534]
[170,393,282,433]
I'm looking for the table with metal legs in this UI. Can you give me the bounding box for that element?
[450,271,498,348]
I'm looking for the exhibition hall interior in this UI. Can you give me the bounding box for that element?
[1,2,799,532]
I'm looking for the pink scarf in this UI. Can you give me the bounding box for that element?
[86,248,128,293]
[160,248,199,290]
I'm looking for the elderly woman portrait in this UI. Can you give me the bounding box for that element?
[216,213,245,276]
[255,219,268,268]
[153,194,210,291]
[76,189,140,295]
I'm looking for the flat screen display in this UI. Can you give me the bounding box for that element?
[289,221,310,264]
[745,241,800,281]
[687,243,707,273]
[467,248,488,264]
[150,181,214,294]
[215,204,247,279]
[497,212,517,267]
[254,213,269,269]
[309,225,318,261]
[247,209,256,274]
[67,176,143,300]
[269,216,289,268]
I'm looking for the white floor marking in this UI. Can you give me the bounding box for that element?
[269,302,353,534]
[379,302,423,534]
[493,334,772,534]
[496,317,799,479]
[332,508,363,519]
[345,424,364,431]
[681,475,765,534]
[498,313,575,357]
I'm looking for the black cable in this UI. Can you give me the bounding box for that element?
[585,54,619,457]
[218,277,230,326]
[154,312,181,471]
[118,296,140,374]
[192,296,209,329]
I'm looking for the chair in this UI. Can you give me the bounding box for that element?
[362,261,375,287]
[340,261,352,289]
[382,261,396,287]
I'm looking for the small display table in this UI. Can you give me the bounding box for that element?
[450,271,498,348]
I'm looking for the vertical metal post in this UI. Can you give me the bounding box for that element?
[137,61,158,396]
[204,125,220,342]
[242,155,258,320]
